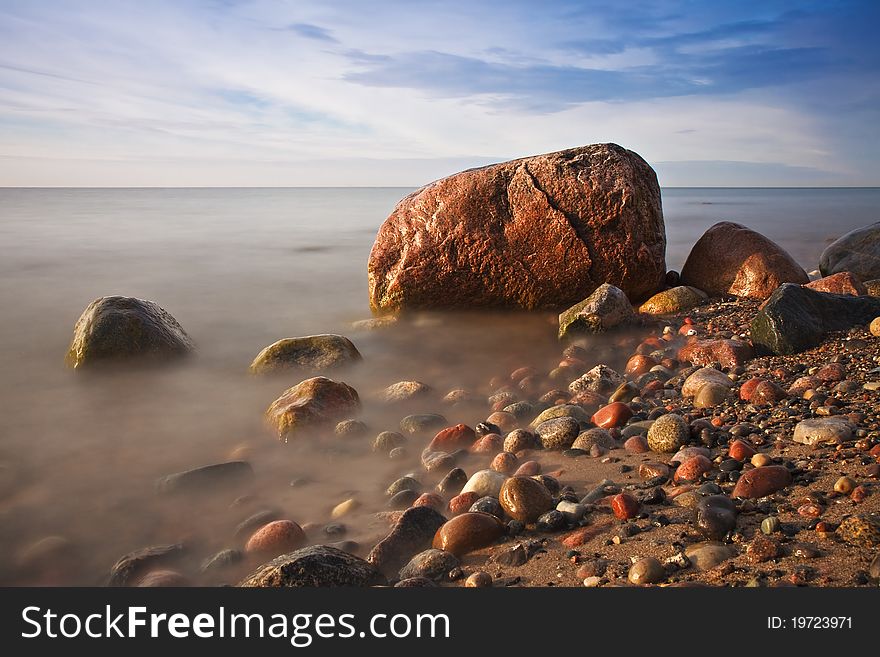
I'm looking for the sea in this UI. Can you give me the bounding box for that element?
[0,186,877,584]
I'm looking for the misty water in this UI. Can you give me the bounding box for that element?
[0,186,878,585]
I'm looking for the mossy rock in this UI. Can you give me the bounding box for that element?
[639,286,707,314]
[250,335,361,374]
[65,296,193,369]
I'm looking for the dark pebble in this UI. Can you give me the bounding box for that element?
[469,496,504,519]
[535,510,567,532]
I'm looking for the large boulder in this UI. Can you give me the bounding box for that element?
[368,143,665,312]
[680,222,808,299]
[266,377,361,442]
[751,283,880,355]
[239,545,385,587]
[65,296,194,369]
[249,335,361,374]
[820,222,880,281]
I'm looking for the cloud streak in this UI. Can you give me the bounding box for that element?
[0,0,876,186]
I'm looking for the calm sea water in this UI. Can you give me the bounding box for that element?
[0,186,877,585]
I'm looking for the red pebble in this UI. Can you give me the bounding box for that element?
[413,493,445,512]
[625,354,656,377]
[448,492,480,516]
[514,460,541,476]
[245,520,305,557]
[591,402,633,429]
[624,435,649,453]
[753,380,788,405]
[851,486,868,503]
[728,439,757,461]
[815,362,846,383]
[429,424,476,451]
[610,493,640,520]
[673,455,713,483]
[739,377,765,402]
[490,451,519,474]
[470,434,503,454]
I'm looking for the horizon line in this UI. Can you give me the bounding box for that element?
[2,185,879,190]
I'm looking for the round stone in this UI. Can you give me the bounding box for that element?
[674,455,713,483]
[335,419,368,438]
[871,317,880,337]
[486,411,518,433]
[469,496,504,519]
[535,417,580,450]
[628,557,665,585]
[499,476,554,523]
[386,476,421,497]
[503,429,535,453]
[448,492,480,516]
[647,413,689,453]
[491,452,519,475]
[590,402,633,429]
[465,571,493,587]
[373,431,406,453]
[460,469,507,498]
[399,414,448,435]
[611,492,640,520]
[433,513,507,556]
[571,428,616,452]
[694,382,731,408]
[245,520,306,557]
[751,453,772,467]
[834,476,856,494]
[694,495,737,540]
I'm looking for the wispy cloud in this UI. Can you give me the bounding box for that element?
[0,0,877,185]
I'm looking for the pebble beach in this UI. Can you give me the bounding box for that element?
[4,150,880,589]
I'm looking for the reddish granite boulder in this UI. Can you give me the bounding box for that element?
[805,272,867,296]
[678,337,755,369]
[680,222,808,299]
[368,144,666,312]
[266,377,360,442]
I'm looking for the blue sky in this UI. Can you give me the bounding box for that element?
[0,0,878,186]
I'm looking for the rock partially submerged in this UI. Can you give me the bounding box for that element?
[680,222,808,299]
[366,506,447,578]
[266,377,361,442]
[156,461,254,494]
[558,283,635,338]
[820,221,880,281]
[751,283,880,355]
[108,544,186,587]
[66,296,194,369]
[368,143,666,312]
[249,335,361,374]
[239,545,385,587]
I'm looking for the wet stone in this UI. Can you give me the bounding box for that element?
[536,510,567,532]
[695,495,738,540]
[108,543,184,586]
[469,496,504,519]
[398,549,460,581]
[628,557,666,585]
[437,468,468,496]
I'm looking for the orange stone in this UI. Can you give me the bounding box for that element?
[432,513,506,556]
[610,492,640,520]
[429,424,476,451]
[673,455,713,483]
[728,439,757,461]
[245,520,306,557]
[591,402,633,429]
